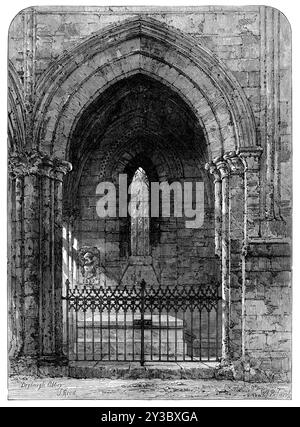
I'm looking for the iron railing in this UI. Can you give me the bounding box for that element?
[63,280,221,365]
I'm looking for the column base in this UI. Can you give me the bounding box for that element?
[9,355,39,376]
[9,354,69,377]
[38,354,68,366]
[215,356,291,382]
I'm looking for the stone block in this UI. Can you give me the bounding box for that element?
[246,300,267,316]
[145,364,181,379]
[244,332,267,350]
[265,331,291,351]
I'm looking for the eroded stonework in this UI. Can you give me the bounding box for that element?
[8,6,292,381]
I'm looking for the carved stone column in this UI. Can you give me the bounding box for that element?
[39,157,72,362]
[214,158,231,360]
[206,156,230,359]
[8,151,72,363]
[205,162,222,257]
[206,151,250,361]
[8,172,24,357]
[9,152,45,357]
[206,148,263,362]
[224,152,246,359]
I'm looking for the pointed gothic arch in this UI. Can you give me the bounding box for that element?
[32,16,257,161]
[8,61,26,153]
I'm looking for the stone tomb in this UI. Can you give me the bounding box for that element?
[73,312,186,361]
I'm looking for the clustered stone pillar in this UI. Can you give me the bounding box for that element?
[206,148,262,361]
[8,151,72,365]
[206,152,245,360]
[40,157,72,362]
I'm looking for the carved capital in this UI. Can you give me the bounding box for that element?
[205,161,221,183]
[205,149,261,179]
[237,147,263,172]
[38,156,72,180]
[8,150,44,178]
[215,159,230,180]
[51,158,72,180]
[223,151,246,175]
[8,150,72,180]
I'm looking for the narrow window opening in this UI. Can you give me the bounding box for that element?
[129,167,150,256]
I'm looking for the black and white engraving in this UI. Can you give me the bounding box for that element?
[7,5,292,400]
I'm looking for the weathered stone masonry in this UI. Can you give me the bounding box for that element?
[8,6,291,381]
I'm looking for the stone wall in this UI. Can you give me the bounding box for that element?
[244,240,292,381]
[8,6,292,380]
[8,6,292,233]
[68,73,219,290]
[74,142,218,289]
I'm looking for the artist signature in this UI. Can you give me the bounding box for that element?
[14,377,76,397]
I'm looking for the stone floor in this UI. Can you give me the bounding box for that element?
[8,361,292,400]
[8,375,291,400]
[67,361,218,379]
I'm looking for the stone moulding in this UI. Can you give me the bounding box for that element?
[31,16,257,159]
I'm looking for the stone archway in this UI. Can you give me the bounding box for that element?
[33,16,256,159]
[9,16,260,365]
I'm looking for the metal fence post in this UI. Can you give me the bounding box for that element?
[140,279,146,366]
[65,279,70,361]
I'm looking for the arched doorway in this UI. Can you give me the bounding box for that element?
[60,70,222,362]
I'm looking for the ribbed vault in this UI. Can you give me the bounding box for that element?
[64,74,210,210]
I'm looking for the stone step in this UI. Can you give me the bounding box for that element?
[68,361,218,379]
